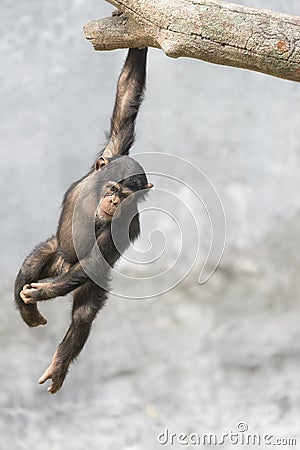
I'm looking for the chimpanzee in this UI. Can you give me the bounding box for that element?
[14,47,153,394]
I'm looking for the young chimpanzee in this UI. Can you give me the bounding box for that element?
[14,48,153,394]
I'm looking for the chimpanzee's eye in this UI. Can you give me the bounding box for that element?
[121,189,133,198]
[105,183,118,195]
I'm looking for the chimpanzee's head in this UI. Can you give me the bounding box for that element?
[94,155,153,220]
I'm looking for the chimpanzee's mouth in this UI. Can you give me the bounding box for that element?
[103,210,114,217]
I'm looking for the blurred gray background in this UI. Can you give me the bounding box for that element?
[1,1,300,449]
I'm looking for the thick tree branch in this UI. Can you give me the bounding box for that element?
[84,0,300,82]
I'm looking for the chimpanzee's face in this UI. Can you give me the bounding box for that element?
[95,156,153,221]
[99,181,135,219]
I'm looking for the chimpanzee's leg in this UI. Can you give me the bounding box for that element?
[38,281,107,394]
[14,236,60,327]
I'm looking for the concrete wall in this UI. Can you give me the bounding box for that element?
[1,1,300,448]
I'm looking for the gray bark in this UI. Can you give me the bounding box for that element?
[84,0,300,82]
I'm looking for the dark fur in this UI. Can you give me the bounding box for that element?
[14,48,148,394]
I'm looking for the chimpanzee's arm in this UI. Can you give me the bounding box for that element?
[21,262,99,302]
[19,223,125,302]
[101,48,148,158]
[21,214,140,303]
[20,244,115,302]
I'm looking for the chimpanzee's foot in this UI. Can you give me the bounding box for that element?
[38,358,69,394]
[19,302,47,327]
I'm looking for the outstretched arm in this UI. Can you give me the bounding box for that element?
[101,47,148,158]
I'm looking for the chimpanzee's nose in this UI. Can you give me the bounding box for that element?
[110,197,119,206]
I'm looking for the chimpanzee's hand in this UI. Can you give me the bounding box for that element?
[38,361,69,394]
[20,282,53,303]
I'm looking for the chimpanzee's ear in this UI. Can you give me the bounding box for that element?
[94,156,110,171]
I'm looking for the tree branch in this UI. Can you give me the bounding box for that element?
[84,0,300,82]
